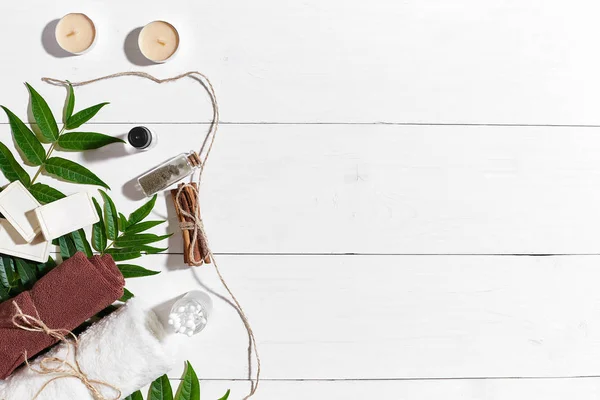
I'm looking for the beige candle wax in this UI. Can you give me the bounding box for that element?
[138,21,180,62]
[55,13,96,54]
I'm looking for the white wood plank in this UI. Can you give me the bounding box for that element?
[125,254,600,380]
[1,1,600,124]
[3,124,600,254]
[146,378,600,400]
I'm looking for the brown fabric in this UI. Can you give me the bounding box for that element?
[0,252,124,380]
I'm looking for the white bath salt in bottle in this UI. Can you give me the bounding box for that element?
[137,151,202,197]
[168,291,213,337]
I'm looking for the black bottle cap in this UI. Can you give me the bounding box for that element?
[128,126,152,149]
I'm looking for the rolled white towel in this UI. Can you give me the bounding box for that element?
[0,298,177,400]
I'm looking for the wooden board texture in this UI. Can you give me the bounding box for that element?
[1,1,600,399]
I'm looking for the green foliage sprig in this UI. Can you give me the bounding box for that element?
[0,83,169,301]
[93,191,170,301]
[1,82,116,189]
[124,361,230,400]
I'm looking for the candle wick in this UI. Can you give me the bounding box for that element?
[157,39,167,46]
[66,30,77,37]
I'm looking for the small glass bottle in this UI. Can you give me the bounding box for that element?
[137,151,201,197]
[168,291,213,336]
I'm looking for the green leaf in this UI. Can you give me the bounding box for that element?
[36,256,56,278]
[106,248,142,261]
[65,82,75,122]
[1,106,45,165]
[149,374,174,400]
[0,256,16,288]
[100,190,118,240]
[108,245,167,258]
[138,245,168,254]
[117,264,160,278]
[118,213,129,232]
[119,288,134,302]
[123,390,143,400]
[26,83,59,143]
[125,220,166,235]
[218,390,231,400]
[0,285,9,301]
[58,235,77,260]
[28,183,65,204]
[58,132,125,150]
[0,258,10,287]
[92,198,107,252]
[45,157,109,189]
[15,258,36,286]
[175,361,200,400]
[0,142,30,186]
[128,194,157,225]
[66,102,109,130]
[71,229,93,257]
[115,233,171,248]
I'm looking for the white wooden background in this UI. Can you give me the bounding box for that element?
[2,0,600,398]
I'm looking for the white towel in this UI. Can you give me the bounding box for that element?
[0,298,176,400]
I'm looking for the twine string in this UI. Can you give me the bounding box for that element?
[42,71,219,165]
[12,302,122,400]
[12,302,75,342]
[42,71,260,399]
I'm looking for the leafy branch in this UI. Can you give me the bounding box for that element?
[124,361,230,400]
[1,82,115,190]
[90,191,170,300]
[0,82,168,302]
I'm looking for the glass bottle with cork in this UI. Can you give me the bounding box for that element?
[137,151,202,197]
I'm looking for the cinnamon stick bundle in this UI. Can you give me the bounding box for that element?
[171,183,211,266]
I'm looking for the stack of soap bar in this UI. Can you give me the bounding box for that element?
[0,181,41,243]
[0,182,101,263]
[0,219,51,262]
[0,182,50,262]
[35,192,99,241]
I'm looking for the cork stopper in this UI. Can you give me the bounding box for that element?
[187,152,202,168]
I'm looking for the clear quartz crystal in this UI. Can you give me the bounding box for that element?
[137,152,198,197]
[168,291,213,336]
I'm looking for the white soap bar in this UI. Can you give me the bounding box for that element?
[0,181,41,242]
[0,219,50,262]
[35,192,99,241]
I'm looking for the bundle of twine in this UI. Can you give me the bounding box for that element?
[41,72,261,399]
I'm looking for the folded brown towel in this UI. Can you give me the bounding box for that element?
[0,252,124,379]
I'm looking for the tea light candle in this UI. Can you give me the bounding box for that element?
[138,21,180,63]
[55,13,97,54]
